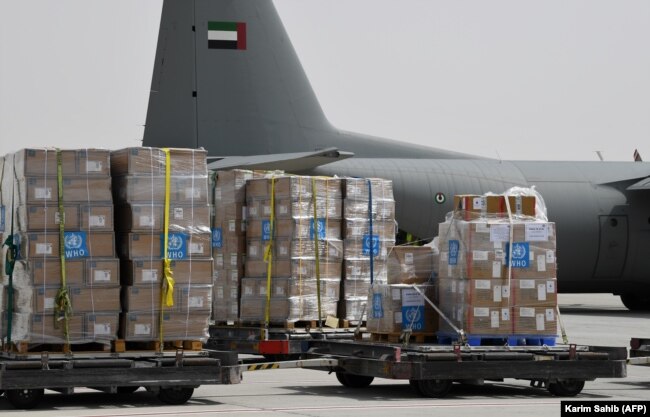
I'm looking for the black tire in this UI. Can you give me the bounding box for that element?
[417,379,452,398]
[335,372,374,388]
[157,387,195,405]
[5,388,44,409]
[620,294,650,311]
[409,379,425,396]
[548,380,585,397]
[116,386,140,394]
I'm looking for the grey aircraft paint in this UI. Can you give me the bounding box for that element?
[143,0,650,309]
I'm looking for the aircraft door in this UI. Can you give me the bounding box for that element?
[593,215,628,278]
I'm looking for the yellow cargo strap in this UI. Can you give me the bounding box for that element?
[311,177,323,328]
[159,148,176,351]
[263,177,276,337]
[54,148,72,343]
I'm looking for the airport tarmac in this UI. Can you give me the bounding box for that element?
[1,293,649,417]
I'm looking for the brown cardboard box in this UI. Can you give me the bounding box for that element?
[343,199,396,220]
[246,238,291,260]
[1,312,84,344]
[343,178,394,201]
[120,312,157,340]
[387,246,434,284]
[80,204,114,231]
[214,268,242,285]
[212,301,239,323]
[12,259,85,286]
[86,259,120,286]
[344,238,391,260]
[159,312,210,340]
[84,313,119,340]
[115,204,210,232]
[511,278,557,307]
[240,278,258,298]
[245,260,291,278]
[113,176,209,204]
[344,259,388,283]
[77,149,111,177]
[214,202,246,223]
[13,148,77,177]
[288,259,342,280]
[69,286,121,312]
[213,250,245,270]
[119,232,211,259]
[19,204,80,231]
[214,235,247,254]
[110,147,208,176]
[21,177,113,203]
[247,218,341,240]
[292,239,344,261]
[121,259,214,285]
[438,250,505,279]
[17,231,115,259]
[439,305,512,335]
[213,282,239,302]
[214,218,246,235]
[453,195,536,219]
[438,278,509,308]
[366,285,438,334]
[214,169,255,204]
[273,197,343,220]
[246,176,342,200]
[121,285,164,313]
[177,284,212,312]
[512,306,557,335]
[343,219,395,239]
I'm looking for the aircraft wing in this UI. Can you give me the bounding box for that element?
[207,147,354,172]
[627,177,650,191]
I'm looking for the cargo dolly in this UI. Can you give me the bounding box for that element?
[242,340,627,398]
[0,349,240,409]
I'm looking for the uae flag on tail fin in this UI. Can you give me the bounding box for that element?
[208,21,246,50]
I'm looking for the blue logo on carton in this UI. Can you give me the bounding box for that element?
[262,220,272,241]
[448,240,459,266]
[212,227,223,248]
[64,231,88,259]
[402,305,425,331]
[372,293,384,319]
[362,234,379,256]
[506,242,529,268]
[310,218,326,240]
[161,233,187,259]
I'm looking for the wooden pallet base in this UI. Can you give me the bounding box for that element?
[339,319,366,329]
[112,339,204,352]
[4,341,112,354]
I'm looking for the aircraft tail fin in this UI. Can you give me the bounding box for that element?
[634,149,643,162]
[143,0,332,153]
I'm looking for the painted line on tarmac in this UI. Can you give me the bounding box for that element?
[74,401,558,417]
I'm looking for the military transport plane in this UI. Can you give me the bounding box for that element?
[143,0,650,310]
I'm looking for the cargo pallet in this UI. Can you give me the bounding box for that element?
[436,332,557,347]
[0,348,240,409]
[245,339,626,398]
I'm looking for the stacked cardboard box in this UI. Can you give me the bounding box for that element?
[341,178,396,323]
[212,169,257,323]
[112,148,212,341]
[366,284,438,334]
[437,193,558,337]
[1,148,120,345]
[387,246,436,285]
[241,175,343,323]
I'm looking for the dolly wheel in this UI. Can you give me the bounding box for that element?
[6,388,44,409]
[417,379,452,398]
[548,380,585,397]
[116,386,140,394]
[335,372,374,388]
[409,379,425,396]
[157,387,195,405]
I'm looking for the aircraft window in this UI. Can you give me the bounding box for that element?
[610,218,618,227]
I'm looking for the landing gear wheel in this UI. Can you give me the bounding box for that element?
[116,386,140,394]
[620,294,650,311]
[157,387,195,405]
[417,379,452,398]
[548,380,585,397]
[409,379,424,396]
[6,388,44,409]
[335,372,374,388]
